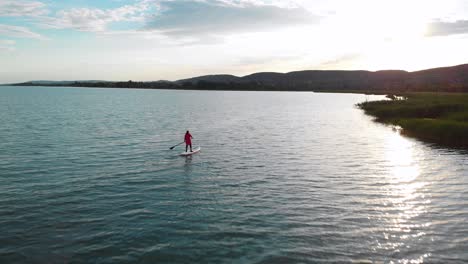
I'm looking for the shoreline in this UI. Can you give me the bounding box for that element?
[2,84,393,95]
[357,92,468,149]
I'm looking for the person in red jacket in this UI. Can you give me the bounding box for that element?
[184,130,193,152]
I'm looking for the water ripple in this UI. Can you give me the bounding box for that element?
[0,87,467,263]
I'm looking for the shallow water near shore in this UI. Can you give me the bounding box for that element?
[1,86,467,263]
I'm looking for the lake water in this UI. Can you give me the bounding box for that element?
[1,86,467,263]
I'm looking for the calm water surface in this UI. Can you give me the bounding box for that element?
[0,86,467,263]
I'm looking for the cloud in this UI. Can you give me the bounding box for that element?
[0,39,16,52]
[426,20,468,37]
[0,0,47,17]
[0,40,15,45]
[237,53,304,66]
[42,3,149,32]
[318,54,362,69]
[0,24,46,39]
[144,0,320,37]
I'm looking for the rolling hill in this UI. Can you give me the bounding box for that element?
[7,64,468,93]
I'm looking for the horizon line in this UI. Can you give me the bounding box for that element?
[2,62,467,85]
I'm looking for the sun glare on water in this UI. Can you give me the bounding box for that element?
[385,132,421,183]
[374,132,431,263]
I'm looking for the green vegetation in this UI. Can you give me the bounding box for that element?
[357,93,468,148]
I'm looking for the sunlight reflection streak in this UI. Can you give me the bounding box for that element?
[373,133,430,263]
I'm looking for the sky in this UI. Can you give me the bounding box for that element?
[1,0,468,83]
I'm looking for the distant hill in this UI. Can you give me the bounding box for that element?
[177,74,241,84]
[7,64,468,92]
[175,64,468,92]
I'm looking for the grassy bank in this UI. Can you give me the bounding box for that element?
[357,93,468,148]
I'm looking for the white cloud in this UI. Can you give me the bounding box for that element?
[214,0,301,8]
[0,0,47,17]
[0,39,16,52]
[318,54,362,69]
[0,24,46,39]
[42,3,149,32]
[144,0,320,37]
[0,40,15,45]
[427,20,468,37]
[34,0,320,46]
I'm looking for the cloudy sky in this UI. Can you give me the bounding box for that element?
[1,0,468,83]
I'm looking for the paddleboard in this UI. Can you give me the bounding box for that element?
[180,147,201,156]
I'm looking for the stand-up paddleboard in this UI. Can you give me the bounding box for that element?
[180,147,201,156]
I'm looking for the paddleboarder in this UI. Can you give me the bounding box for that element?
[184,130,193,152]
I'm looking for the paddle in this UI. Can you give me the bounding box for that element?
[169,142,184,150]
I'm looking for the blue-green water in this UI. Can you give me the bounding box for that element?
[1,86,467,263]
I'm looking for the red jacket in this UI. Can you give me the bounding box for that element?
[184,133,192,144]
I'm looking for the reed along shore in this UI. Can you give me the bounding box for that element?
[358,93,468,148]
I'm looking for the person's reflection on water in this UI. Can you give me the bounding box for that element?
[183,155,193,175]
